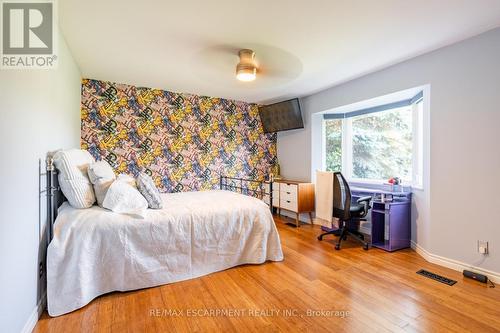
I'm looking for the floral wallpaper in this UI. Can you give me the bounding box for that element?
[81,79,277,192]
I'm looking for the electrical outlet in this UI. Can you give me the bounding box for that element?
[478,240,489,255]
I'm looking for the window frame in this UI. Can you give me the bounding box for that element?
[322,97,424,188]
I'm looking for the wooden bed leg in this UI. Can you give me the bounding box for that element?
[296,213,300,228]
[309,212,313,226]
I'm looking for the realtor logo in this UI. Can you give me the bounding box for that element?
[1,0,57,69]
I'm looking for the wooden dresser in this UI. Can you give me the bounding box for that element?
[264,179,315,227]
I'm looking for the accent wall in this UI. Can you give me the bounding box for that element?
[81,79,277,192]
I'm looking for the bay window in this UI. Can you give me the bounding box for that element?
[323,92,423,188]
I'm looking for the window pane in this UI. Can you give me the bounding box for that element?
[414,101,424,186]
[352,107,412,181]
[325,119,342,172]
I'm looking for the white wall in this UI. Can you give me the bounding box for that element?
[278,28,500,274]
[0,31,81,332]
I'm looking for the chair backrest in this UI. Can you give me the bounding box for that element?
[332,172,352,221]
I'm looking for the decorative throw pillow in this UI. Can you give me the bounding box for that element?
[102,174,148,218]
[52,149,96,208]
[88,160,116,207]
[136,173,163,209]
[116,173,137,188]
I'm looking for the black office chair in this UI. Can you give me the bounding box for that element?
[317,172,372,250]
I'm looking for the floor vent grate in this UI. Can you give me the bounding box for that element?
[417,269,457,286]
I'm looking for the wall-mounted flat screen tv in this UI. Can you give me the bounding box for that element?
[258,98,304,133]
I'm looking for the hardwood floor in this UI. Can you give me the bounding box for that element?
[34,215,500,332]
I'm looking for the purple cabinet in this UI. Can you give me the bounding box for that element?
[369,199,411,251]
[319,186,412,252]
[351,187,411,252]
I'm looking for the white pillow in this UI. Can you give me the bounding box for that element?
[88,160,116,207]
[102,174,148,218]
[52,149,96,208]
[116,173,137,187]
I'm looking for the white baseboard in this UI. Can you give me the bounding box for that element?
[21,293,46,333]
[277,210,370,234]
[278,210,314,224]
[359,226,371,235]
[279,212,500,283]
[411,241,500,283]
[312,216,371,235]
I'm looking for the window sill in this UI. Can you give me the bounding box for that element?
[348,179,419,192]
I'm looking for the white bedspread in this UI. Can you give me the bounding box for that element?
[47,190,283,316]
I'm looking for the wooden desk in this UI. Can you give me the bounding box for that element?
[265,179,315,227]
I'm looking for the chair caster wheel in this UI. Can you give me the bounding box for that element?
[317,235,323,241]
[335,244,341,250]
[363,244,369,251]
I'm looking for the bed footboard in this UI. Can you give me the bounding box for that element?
[219,176,273,213]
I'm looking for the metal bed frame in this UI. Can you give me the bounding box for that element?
[40,156,274,246]
[219,175,273,213]
[39,156,64,245]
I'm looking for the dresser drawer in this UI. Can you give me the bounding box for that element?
[280,183,298,196]
[264,182,279,193]
[273,191,279,204]
[280,198,298,212]
[263,194,279,207]
[280,190,296,202]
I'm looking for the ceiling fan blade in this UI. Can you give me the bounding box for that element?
[190,43,303,85]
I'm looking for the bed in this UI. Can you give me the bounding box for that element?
[43,159,283,316]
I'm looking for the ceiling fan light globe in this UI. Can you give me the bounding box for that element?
[236,49,257,82]
[236,69,256,82]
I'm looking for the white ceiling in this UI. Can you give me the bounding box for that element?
[60,0,500,104]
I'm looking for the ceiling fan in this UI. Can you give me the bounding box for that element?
[236,49,257,82]
[191,43,302,85]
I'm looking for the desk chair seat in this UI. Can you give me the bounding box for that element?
[349,204,365,215]
[318,172,372,250]
[333,205,364,219]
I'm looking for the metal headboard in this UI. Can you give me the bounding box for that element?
[40,164,275,242]
[39,156,65,245]
[219,175,273,213]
